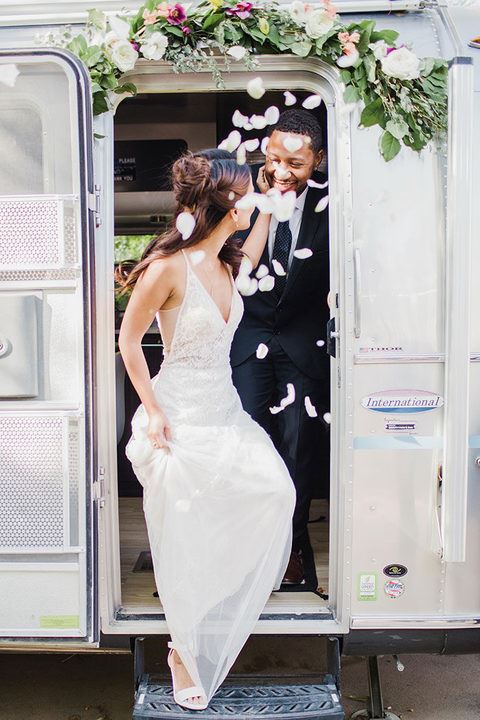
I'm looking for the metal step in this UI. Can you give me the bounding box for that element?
[133,676,345,719]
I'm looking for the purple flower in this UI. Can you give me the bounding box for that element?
[181,24,191,33]
[167,3,187,25]
[226,1,254,19]
[130,40,140,52]
[386,43,404,55]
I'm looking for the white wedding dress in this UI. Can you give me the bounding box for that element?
[126,249,295,702]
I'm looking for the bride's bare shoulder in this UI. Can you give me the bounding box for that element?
[143,251,185,282]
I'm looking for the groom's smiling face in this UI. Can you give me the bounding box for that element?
[264,130,322,196]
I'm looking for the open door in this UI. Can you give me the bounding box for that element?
[0,49,97,641]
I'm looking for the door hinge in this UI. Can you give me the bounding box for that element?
[88,184,102,228]
[93,465,106,508]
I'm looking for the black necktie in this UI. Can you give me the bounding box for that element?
[271,220,292,297]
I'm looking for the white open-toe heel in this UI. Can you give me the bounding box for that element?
[167,641,208,711]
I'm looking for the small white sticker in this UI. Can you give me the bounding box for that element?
[385,421,416,433]
[384,580,405,599]
[358,573,377,601]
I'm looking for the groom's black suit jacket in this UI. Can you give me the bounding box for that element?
[230,166,330,382]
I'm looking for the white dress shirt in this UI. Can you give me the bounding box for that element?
[267,186,308,270]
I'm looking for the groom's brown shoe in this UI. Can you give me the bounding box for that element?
[281,550,305,585]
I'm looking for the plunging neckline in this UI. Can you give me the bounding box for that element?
[183,250,235,326]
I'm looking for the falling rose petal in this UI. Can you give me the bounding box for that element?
[269,404,284,415]
[0,64,20,87]
[272,162,290,180]
[232,109,248,128]
[250,114,268,130]
[307,178,329,190]
[237,144,247,165]
[283,135,303,153]
[261,136,269,155]
[302,94,322,110]
[176,211,196,240]
[241,277,259,296]
[228,191,235,200]
[337,49,359,68]
[256,343,269,359]
[244,122,254,131]
[316,339,325,347]
[227,45,247,61]
[235,192,258,210]
[280,382,296,408]
[259,274,275,292]
[284,91,297,106]
[323,412,332,424]
[256,263,269,279]
[272,259,286,277]
[305,396,318,418]
[246,76,265,100]
[190,250,205,266]
[314,195,329,213]
[244,138,260,152]
[294,248,313,260]
[218,129,242,152]
[239,255,253,276]
[269,189,296,222]
[264,105,280,125]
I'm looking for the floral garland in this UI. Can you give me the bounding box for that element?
[41,0,448,161]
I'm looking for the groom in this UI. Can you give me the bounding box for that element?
[231,109,330,590]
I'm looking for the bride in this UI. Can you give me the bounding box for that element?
[117,153,295,710]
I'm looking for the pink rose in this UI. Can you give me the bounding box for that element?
[338,31,350,43]
[343,42,357,56]
[156,2,171,17]
[142,8,159,24]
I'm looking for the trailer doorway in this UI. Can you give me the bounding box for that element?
[108,83,337,626]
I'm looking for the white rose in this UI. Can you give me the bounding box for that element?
[304,9,334,39]
[140,31,169,61]
[381,46,421,80]
[290,1,309,24]
[368,39,388,60]
[110,39,138,72]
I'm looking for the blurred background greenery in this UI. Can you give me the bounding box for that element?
[114,235,154,312]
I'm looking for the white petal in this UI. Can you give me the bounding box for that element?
[272,162,290,180]
[236,144,247,165]
[244,138,260,152]
[337,49,359,68]
[227,45,247,61]
[305,396,318,418]
[256,343,269,359]
[258,274,275,292]
[314,195,329,213]
[235,192,258,210]
[237,276,258,296]
[0,64,19,87]
[307,178,329,190]
[190,250,205,266]
[284,91,297,106]
[272,259,286,277]
[232,109,248,128]
[316,339,325,347]
[244,122,254,131]
[280,382,296,408]
[264,105,280,125]
[269,404,284,415]
[228,191,235,200]
[261,136,269,155]
[255,263,269,279]
[218,129,242,152]
[294,248,313,259]
[239,255,253,276]
[283,135,304,153]
[302,94,322,110]
[108,14,130,39]
[176,211,196,240]
[247,76,265,100]
[250,114,268,130]
[323,412,331,424]
[269,189,296,222]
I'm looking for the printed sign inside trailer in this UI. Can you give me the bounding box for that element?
[361,389,444,414]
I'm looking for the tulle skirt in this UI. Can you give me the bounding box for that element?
[126,401,295,700]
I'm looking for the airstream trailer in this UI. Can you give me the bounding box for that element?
[0,0,478,717]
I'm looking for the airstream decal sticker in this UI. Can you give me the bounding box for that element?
[358,573,377,601]
[383,564,408,578]
[361,389,444,414]
[384,580,405,599]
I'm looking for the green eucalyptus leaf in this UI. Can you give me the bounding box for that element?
[386,117,409,139]
[344,84,360,103]
[360,96,385,127]
[340,69,352,84]
[68,35,88,57]
[363,54,376,83]
[88,9,107,30]
[291,39,312,57]
[203,12,223,30]
[114,82,138,95]
[380,130,401,161]
[420,57,435,77]
[93,91,109,116]
[369,28,399,45]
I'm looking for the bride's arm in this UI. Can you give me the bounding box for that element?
[241,165,271,268]
[118,259,176,448]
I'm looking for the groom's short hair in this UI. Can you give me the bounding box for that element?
[270,109,323,154]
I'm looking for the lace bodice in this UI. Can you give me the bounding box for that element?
[149,250,245,428]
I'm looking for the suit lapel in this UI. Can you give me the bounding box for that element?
[279,180,327,302]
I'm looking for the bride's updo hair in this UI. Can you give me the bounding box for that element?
[116,152,251,291]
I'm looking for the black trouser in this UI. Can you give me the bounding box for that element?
[232,337,330,559]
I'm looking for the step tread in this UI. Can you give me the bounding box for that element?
[133,677,344,719]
